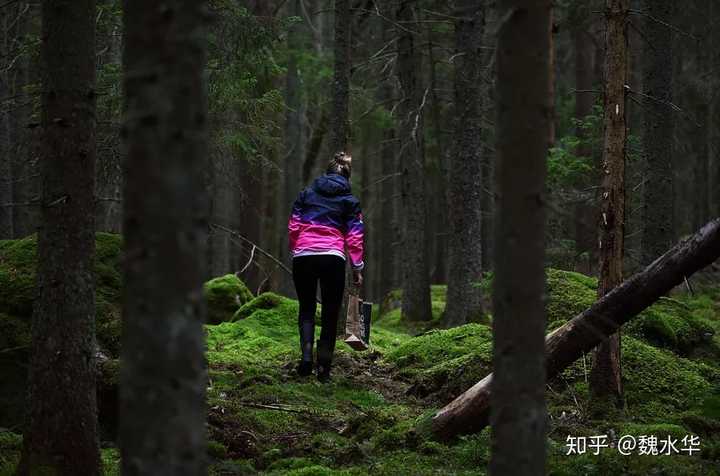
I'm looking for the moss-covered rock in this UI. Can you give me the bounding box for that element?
[545,269,597,329]
[387,324,493,400]
[204,274,253,324]
[0,233,124,354]
[625,297,715,355]
[233,292,286,322]
[621,336,718,419]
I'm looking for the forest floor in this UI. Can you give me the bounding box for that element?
[1,234,720,475]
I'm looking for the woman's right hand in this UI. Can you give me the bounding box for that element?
[353,269,363,287]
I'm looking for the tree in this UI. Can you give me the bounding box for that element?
[397,0,432,322]
[331,0,351,153]
[16,0,100,474]
[120,1,210,474]
[589,0,629,414]
[571,1,599,274]
[442,0,484,328]
[430,217,720,441]
[490,0,552,473]
[641,0,675,265]
[280,0,305,295]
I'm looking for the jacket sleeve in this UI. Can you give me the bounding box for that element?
[344,198,365,270]
[288,191,305,252]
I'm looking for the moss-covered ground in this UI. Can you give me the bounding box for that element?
[1,238,719,475]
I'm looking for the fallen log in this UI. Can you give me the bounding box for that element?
[429,218,720,442]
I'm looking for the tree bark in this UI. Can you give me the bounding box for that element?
[571,2,598,275]
[281,0,305,296]
[120,2,210,475]
[641,0,675,265]
[10,2,40,239]
[490,1,553,474]
[16,0,100,474]
[443,1,484,328]
[589,0,629,415]
[397,0,431,322]
[430,218,720,442]
[330,0,350,154]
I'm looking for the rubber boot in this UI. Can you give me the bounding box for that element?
[316,339,333,383]
[297,319,314,377]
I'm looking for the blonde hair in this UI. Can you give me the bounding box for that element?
[327,151,352,179]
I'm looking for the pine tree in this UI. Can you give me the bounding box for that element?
[17,0,100,473]
[120,1,210,474]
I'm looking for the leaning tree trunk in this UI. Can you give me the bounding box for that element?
[330,0,351,154]
[429,218,720,442]
[120,1,210,475]
[641,0,675,265]
[589,0,629,415]
[489,0,553,474]
[16,0,100,474]
[442,1,484,328]
[397,0,432,322]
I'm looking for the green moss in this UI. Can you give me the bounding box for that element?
[233,292,287,321]
[388,324,492,374]
[386,324,492,400]
[204,274,253,324]
[625,297,715,355]
[0,236,39,317]
[207,440,228,459]
[101,447,120,476]
[546,269,597,328]
[0,233,124,355]
[0,313,30,350]
[621,336,716,419]
[0,432,21,451]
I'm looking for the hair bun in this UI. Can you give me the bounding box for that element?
[334,151,352,165]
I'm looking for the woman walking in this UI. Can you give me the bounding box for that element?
[288,152,364,382]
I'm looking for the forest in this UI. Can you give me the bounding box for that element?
[1,0,720,475]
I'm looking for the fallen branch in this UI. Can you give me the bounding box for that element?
[236,401,309,414]
[210,223,292,276]
[429,218,720,441]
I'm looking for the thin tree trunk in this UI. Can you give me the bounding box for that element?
[0,7,13,239]
[11,1,39,239]
[430,218,720,442]
[572,4,598,275]
[443,1,484,328]
[641,0,675,265]
[589,0,629,415]
[120,1,210,474]
[490,0,552,473]
[330,0,350,154]
[397,0,431,322]
[281,0,305,296]
[16,0,100,473]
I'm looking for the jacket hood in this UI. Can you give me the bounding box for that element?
[312,174,351,197]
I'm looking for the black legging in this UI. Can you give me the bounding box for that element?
[292,255,346,360]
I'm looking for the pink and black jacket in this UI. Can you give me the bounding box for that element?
[288,173,365,270]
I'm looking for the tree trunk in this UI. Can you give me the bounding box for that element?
[0,6,13,239]
[443,1,484,328]
[11,2,40,239]
[430,218,720,442]
[641,0,675,265]
[120,1,210,475]
[571,3,598,275]
[16,0,100,474]
[589,0,629,415]
[397,0,431,322]
[281,0,305,296]
[490,1,553,473]
[330,0,350,154]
